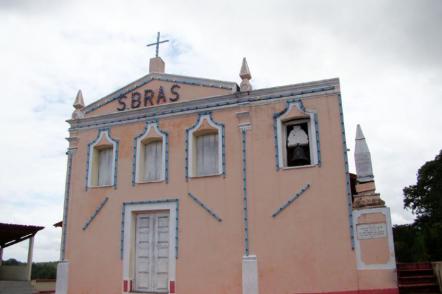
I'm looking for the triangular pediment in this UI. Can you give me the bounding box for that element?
[84,73,238,117]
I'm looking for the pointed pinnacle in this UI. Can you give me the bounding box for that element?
[240,57,251,80]
[355,124,365,140]
[355,124,369,154]
[73,90,85,109]
[354,124,374,182]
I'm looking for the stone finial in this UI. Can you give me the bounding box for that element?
[72,90,85,119]
[239,57,252,92]
[354,124,374,183]
[73,90,85,109]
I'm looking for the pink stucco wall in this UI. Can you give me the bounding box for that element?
[63,78,396,294]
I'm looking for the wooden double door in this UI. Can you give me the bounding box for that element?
[134,212,170,293]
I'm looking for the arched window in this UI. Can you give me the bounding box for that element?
[133,122,167,184]
[87,129,118,188]
[274,100,320,169]
[186,113,224,178]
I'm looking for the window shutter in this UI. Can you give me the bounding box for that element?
[144,141,163,181]
[98,148,113,186]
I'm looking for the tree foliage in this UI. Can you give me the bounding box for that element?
[395,150,442,261]
[31,261,57,279]
[1,259,57,279]
[393,224,429,262]
[403,150,442,225]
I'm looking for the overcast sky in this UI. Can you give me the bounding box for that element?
[0,0,441,262]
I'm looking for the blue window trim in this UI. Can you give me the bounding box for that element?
[273,98,321,171]
[185,111,226,180]
[85,128,119,191]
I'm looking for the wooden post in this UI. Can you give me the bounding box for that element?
[27,236,34,280]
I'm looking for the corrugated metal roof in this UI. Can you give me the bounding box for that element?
[0,223,44,248]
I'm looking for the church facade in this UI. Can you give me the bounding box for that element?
[56,54,398,294]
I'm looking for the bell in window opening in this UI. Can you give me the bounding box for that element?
[286,122,311,166]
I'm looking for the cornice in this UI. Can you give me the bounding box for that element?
[69,78,340,131]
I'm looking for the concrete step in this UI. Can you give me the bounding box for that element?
[399,275,438,284]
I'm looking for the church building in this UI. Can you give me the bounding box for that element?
[56,36,398,294]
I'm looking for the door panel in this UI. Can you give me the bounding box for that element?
[135,212,169,293]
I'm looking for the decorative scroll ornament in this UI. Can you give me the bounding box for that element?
[72,90,85,119]
[272,184,310,218]
[82,197,109,230]
[187,192,222,222]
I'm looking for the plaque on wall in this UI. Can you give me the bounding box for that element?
[357,223,387,240]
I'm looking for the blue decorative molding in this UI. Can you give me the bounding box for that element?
[185,128,190,181]
[131,119,169,186]
[210,113,226,178]
[70,85,336,131]
[187,192,222,222]
[314,112,322,166]
[273,98,321,170]
[272,184,311,218]
[241,127,250,256]
[120,198,180,259]
[84,74,237,114]
[185,112,225,180]
[82,197,109,230]
[120,204,125,259]
[272,113,280,171]
[337,93,355,249]
[175,199,179,258]
[60,148,74,261]
[85,128,119,191]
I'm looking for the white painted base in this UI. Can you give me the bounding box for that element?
[352,207,396,270]
[55,261,69,294]
[242,255,259,294]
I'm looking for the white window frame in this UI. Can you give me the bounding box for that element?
[122,201,177,294]
[276,101,319,169]
[187,114,223,177]
[87,129,117,188]
[135,123,167,183]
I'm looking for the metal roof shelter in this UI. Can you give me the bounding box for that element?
[0,223,44,249]
[0,223,44,282]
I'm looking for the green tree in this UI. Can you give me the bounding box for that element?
[404,150,442,224]
[31,262,57,279]
[401,149,442,261]
[2,258,23,265]
[393,224,429,262]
